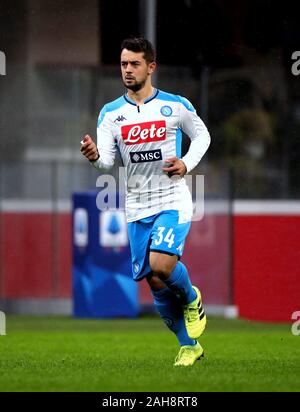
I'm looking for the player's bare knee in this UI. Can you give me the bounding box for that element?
[151,267,171,280]
[153,268,171,280]
[146,274,165,291]
[149,253,177,280]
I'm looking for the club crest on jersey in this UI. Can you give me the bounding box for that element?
[121,120,166,145]
[130,149,162,163]
[160,105,173,117]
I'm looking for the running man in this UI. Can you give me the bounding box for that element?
[81,37,211,366]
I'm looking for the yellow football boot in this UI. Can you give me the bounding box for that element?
[183,286,207,339]
[174,342,204,366]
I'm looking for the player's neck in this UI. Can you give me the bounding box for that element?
[126,84,155,105]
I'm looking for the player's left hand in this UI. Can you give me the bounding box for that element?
[162,157,187,178]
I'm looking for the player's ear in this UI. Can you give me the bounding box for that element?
[148,61,156,75]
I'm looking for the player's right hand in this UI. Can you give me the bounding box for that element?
[80,134,99,161]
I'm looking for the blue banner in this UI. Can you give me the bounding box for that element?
[72,191,138,318]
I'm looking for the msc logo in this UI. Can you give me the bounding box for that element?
[130,149,162,163]
[0,51,6,75]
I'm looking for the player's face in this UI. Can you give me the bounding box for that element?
[121,49,155,92]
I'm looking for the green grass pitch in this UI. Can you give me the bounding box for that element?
[0,315,299,392]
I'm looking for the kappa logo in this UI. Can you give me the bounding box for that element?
[114,115,127,123]
[130,149,162,163]
[121,120,166,145]
[176,242,183,252]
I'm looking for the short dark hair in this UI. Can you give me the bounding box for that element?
[121,37,156,63]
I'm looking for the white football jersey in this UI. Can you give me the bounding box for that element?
[92,89,210,222]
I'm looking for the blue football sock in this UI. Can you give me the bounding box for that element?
[163,261,197,304]
[151,287,196,347]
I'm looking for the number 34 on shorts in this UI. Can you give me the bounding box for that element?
[155,227,176,249]
[151,224,190,256]
[127,210,191,280]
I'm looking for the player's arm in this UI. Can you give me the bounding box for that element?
[178,97,211,173]
[80,106,116,170]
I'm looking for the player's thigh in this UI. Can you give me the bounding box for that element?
[127,220,153,280]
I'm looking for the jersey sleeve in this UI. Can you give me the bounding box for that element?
[178,97,211,173]
[90,105,116,170]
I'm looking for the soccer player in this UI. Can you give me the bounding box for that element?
[81,37,210,366]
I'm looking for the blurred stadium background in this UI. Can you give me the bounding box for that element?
[0,0,299,323]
